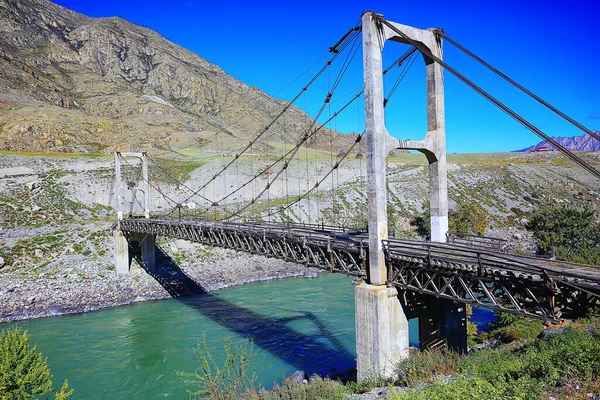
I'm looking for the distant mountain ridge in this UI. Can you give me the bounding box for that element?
[0,0,353,154]
[514,133,600,152]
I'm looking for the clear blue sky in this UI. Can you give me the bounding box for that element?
[54,0,599,153]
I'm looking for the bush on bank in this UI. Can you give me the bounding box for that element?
[391,317,600,399]
[525,205,600,263]
[183,317,600,399]
[0,326,73,399]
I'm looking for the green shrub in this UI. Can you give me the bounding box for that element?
[394,348,461,387]
[448,203,490,236]
[555,244,600,265]
[179,335,257,400]
[458,347,524,383]
[257,375,349,400]
[389,375,544,400]
[481,312,544,343]
[0,327,73,399]
[525,206,600,259]
[414,202,491,239]
[180,334,350,400]
[521,325,600,386]
[388,318,600,399]
[496,318,544,343]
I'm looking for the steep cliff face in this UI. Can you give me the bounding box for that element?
[0,0,349,153]
[515,133,600,153]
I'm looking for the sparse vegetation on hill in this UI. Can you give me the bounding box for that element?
[0,0,354,154]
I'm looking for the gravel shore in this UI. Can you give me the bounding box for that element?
[0,235,322,323]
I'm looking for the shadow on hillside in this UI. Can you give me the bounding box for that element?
[132,244,356,379]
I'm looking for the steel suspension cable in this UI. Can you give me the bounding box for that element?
[377,17,600,181]
[217,35,413,215]
[175,29,361,154]
[257,134,364,221]
[234,45,413,223]
[177,27,361,206]
[199,44,364,219]
[267,126,271,222]
[255,45,427,224]
[329,86,335,221]
[284,112,289,222]
[384,51,418,106]
[222,91,365,221]
[146,156,216,206]
[383,46,418,75]
[441,33,600,143]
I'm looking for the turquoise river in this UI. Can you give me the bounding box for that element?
[2,274,491,399]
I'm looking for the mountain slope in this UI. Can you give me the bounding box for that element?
[514,133,600,152]
[0,0,351,154]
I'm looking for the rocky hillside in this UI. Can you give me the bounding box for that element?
[0,0,352,154]
[515,132,600,152]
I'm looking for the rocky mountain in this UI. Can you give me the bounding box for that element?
[0,0,352,154]
[514,133,600,152]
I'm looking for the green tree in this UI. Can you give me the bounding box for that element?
[0,327,73,400]
[449,203,490,236]
[412,202,491,240]
[525,206,600,259]
[411,200,431,239]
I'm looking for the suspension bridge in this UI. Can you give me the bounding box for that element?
[110,12,600,379]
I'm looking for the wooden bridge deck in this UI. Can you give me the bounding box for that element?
[118,217,600,321]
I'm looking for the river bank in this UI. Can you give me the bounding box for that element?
[8,273,359,399]
[0,229,322,323]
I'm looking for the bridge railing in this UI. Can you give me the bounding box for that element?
[384,237,600,283]
[228,219,366,235]
[446,231,509,253]
[383,238,600,320]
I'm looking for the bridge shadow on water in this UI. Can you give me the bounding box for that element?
[134,245,357,380]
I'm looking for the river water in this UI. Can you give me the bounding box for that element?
[3,274,491,398]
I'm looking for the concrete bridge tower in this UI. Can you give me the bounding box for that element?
[356,12,464,381]
[112,152,156,275]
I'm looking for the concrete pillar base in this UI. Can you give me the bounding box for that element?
[355,282,409,381]
[113,229,130,275]
[418,298,467,354]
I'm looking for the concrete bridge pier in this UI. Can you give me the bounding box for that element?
[113,229,130,275]
[112,230,156,274]
[355,282,409,380]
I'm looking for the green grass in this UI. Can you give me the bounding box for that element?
[179,315,600,400]
[150,157,207,183]
[389,318,600,400]
[0,170,112,228]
